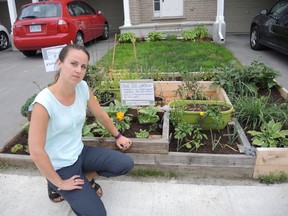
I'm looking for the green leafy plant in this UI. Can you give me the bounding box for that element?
[247,120,288,148]
[174,122,207,152]
[182,29,197,41]
[82,120,97,137]
[203,105,224,128]
[212,60,280,103]
[20,93,37,117]
[169,102,186,126]
[147,32,164,41]
[137,106,160,124]
[135,129,149,138]
[11,144,24,153]
[175,78,209,100]
[92,119,113,137]
[192,25,210,39]
[118,32,137,43]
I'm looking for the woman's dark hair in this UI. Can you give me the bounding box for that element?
[54,44,90,82]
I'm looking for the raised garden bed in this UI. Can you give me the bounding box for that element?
[1,82,287,179]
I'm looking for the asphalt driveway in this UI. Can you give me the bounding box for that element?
[224,33,288,90]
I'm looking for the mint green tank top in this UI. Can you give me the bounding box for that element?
[30,80,89,170]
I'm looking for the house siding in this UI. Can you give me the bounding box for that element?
[129,0,216,24]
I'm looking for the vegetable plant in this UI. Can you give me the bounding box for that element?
[135,129,149,138]
[137,106,160,124]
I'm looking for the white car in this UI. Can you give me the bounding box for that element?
[0,23,10,51]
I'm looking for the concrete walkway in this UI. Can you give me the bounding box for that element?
[1,171,288,216]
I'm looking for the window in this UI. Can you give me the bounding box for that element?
[153,0,183,18]
[19,4,60,19]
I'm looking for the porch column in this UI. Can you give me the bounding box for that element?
[213,0,226,44]
[123,0,131,26]
[7,0,17,31]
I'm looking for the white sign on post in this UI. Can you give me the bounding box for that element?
[120,79,155,106]
[41,45,66,72]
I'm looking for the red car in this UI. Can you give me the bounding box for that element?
[13,0,109,57]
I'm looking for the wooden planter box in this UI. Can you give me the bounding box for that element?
[83,109,170,154]
[103,81,230,105]
[154,81,231,105]
[0,118,256,178]
[128,118,256,178]
[253,148,288,178]
[252,84,288,178]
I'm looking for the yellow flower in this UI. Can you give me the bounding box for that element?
[116,112,124,121]
[199,112,205,117]
[94,95,97,100]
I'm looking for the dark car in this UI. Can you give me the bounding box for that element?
[250,0,288,55]
[13,0,109,57]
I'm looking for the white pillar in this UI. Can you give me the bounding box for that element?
[7,0,17,31]
[213,0,226,44]
[123,0,131,26]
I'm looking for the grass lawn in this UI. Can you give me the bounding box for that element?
[97,41,240,73]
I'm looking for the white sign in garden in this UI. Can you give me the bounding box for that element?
[120,79,155,106]
[41,44,66,72]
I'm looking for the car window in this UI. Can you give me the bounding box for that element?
[78,1,95,15]
[270,1,288,17]
[18,4,61,19]
[68,2,86,16]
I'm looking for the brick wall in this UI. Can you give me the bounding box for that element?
[129,0,216,24]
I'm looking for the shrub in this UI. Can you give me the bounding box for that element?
[182,25,210,41]
[20,94,37,117]
[118,32,137,43]
[147,32,164,41]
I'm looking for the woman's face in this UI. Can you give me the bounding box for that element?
[57,49,88,84]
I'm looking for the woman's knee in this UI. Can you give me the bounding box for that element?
[120,154,134,174]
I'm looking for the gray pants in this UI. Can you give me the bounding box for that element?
[48,146,134,216]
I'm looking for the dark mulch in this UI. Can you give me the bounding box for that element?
[169,124,240,154]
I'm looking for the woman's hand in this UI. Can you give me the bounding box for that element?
[58,175,85,191]
[116,136,132,151]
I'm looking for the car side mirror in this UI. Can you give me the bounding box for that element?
[97,11,103,15]
[260,9,268,15]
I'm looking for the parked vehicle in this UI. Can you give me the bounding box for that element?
[0,23,10,51]
[250,0,288,55]
[13,0,109,57]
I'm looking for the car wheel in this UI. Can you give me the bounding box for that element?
[100,24,109,40]
[250,26,263,50]
[22,51,37,57]
[0,32,9,51]
[75,32,84,46]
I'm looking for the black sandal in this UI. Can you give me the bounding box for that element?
[47,184,64,203]
[89,179,103,197]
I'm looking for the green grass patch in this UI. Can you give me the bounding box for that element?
[97,41,239,73]
[129,168,177,179]
[258,171,288,184]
